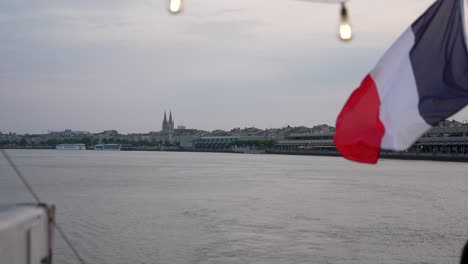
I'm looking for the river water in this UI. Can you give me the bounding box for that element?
[1,150,467,264]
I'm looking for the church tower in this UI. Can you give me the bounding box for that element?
[168,111,174,143]
[161,110,174,144]
[168,111,174,134]
[162,111,168,133]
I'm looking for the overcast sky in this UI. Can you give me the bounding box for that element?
[1,0,467,134]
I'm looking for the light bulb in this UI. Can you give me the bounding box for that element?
[169,0,183,14]
[338,2,352,41]
[339,22,352,41]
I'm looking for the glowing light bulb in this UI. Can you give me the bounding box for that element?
[339,22,352,41]
[338,2,352,41]
[169,0,183,14]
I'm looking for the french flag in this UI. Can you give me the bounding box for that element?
[334,0,468,164]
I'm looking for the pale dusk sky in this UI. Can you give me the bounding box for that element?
[1,0,467,134]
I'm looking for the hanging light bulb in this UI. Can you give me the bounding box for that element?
[338,2,352,41]
[168,0,183,14]
[339,23,352,41]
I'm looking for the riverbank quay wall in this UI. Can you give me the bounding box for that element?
[266,149,468,162]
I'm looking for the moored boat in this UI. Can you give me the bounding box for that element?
[56,144,86,150]
[94,144,121,151]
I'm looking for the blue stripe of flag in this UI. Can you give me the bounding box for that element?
[411,0,468,125]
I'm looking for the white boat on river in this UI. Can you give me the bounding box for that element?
[56,144,86,150]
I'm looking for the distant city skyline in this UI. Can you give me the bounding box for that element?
[1,0,467,134]
[3,116,468,135]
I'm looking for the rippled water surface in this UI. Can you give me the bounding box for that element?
[1,150,468,264]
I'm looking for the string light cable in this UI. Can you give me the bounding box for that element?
[167,0,352,41]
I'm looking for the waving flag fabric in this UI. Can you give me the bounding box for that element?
[334,0,468,164]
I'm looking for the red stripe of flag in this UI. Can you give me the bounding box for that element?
[333,75,385,164]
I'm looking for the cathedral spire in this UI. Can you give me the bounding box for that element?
[162,111,168,133]
[169,111,173,124]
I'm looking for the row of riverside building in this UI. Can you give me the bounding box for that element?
[272,120,468,155]
[190,120,468,156]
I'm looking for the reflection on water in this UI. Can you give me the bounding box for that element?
[1,150,468,264]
